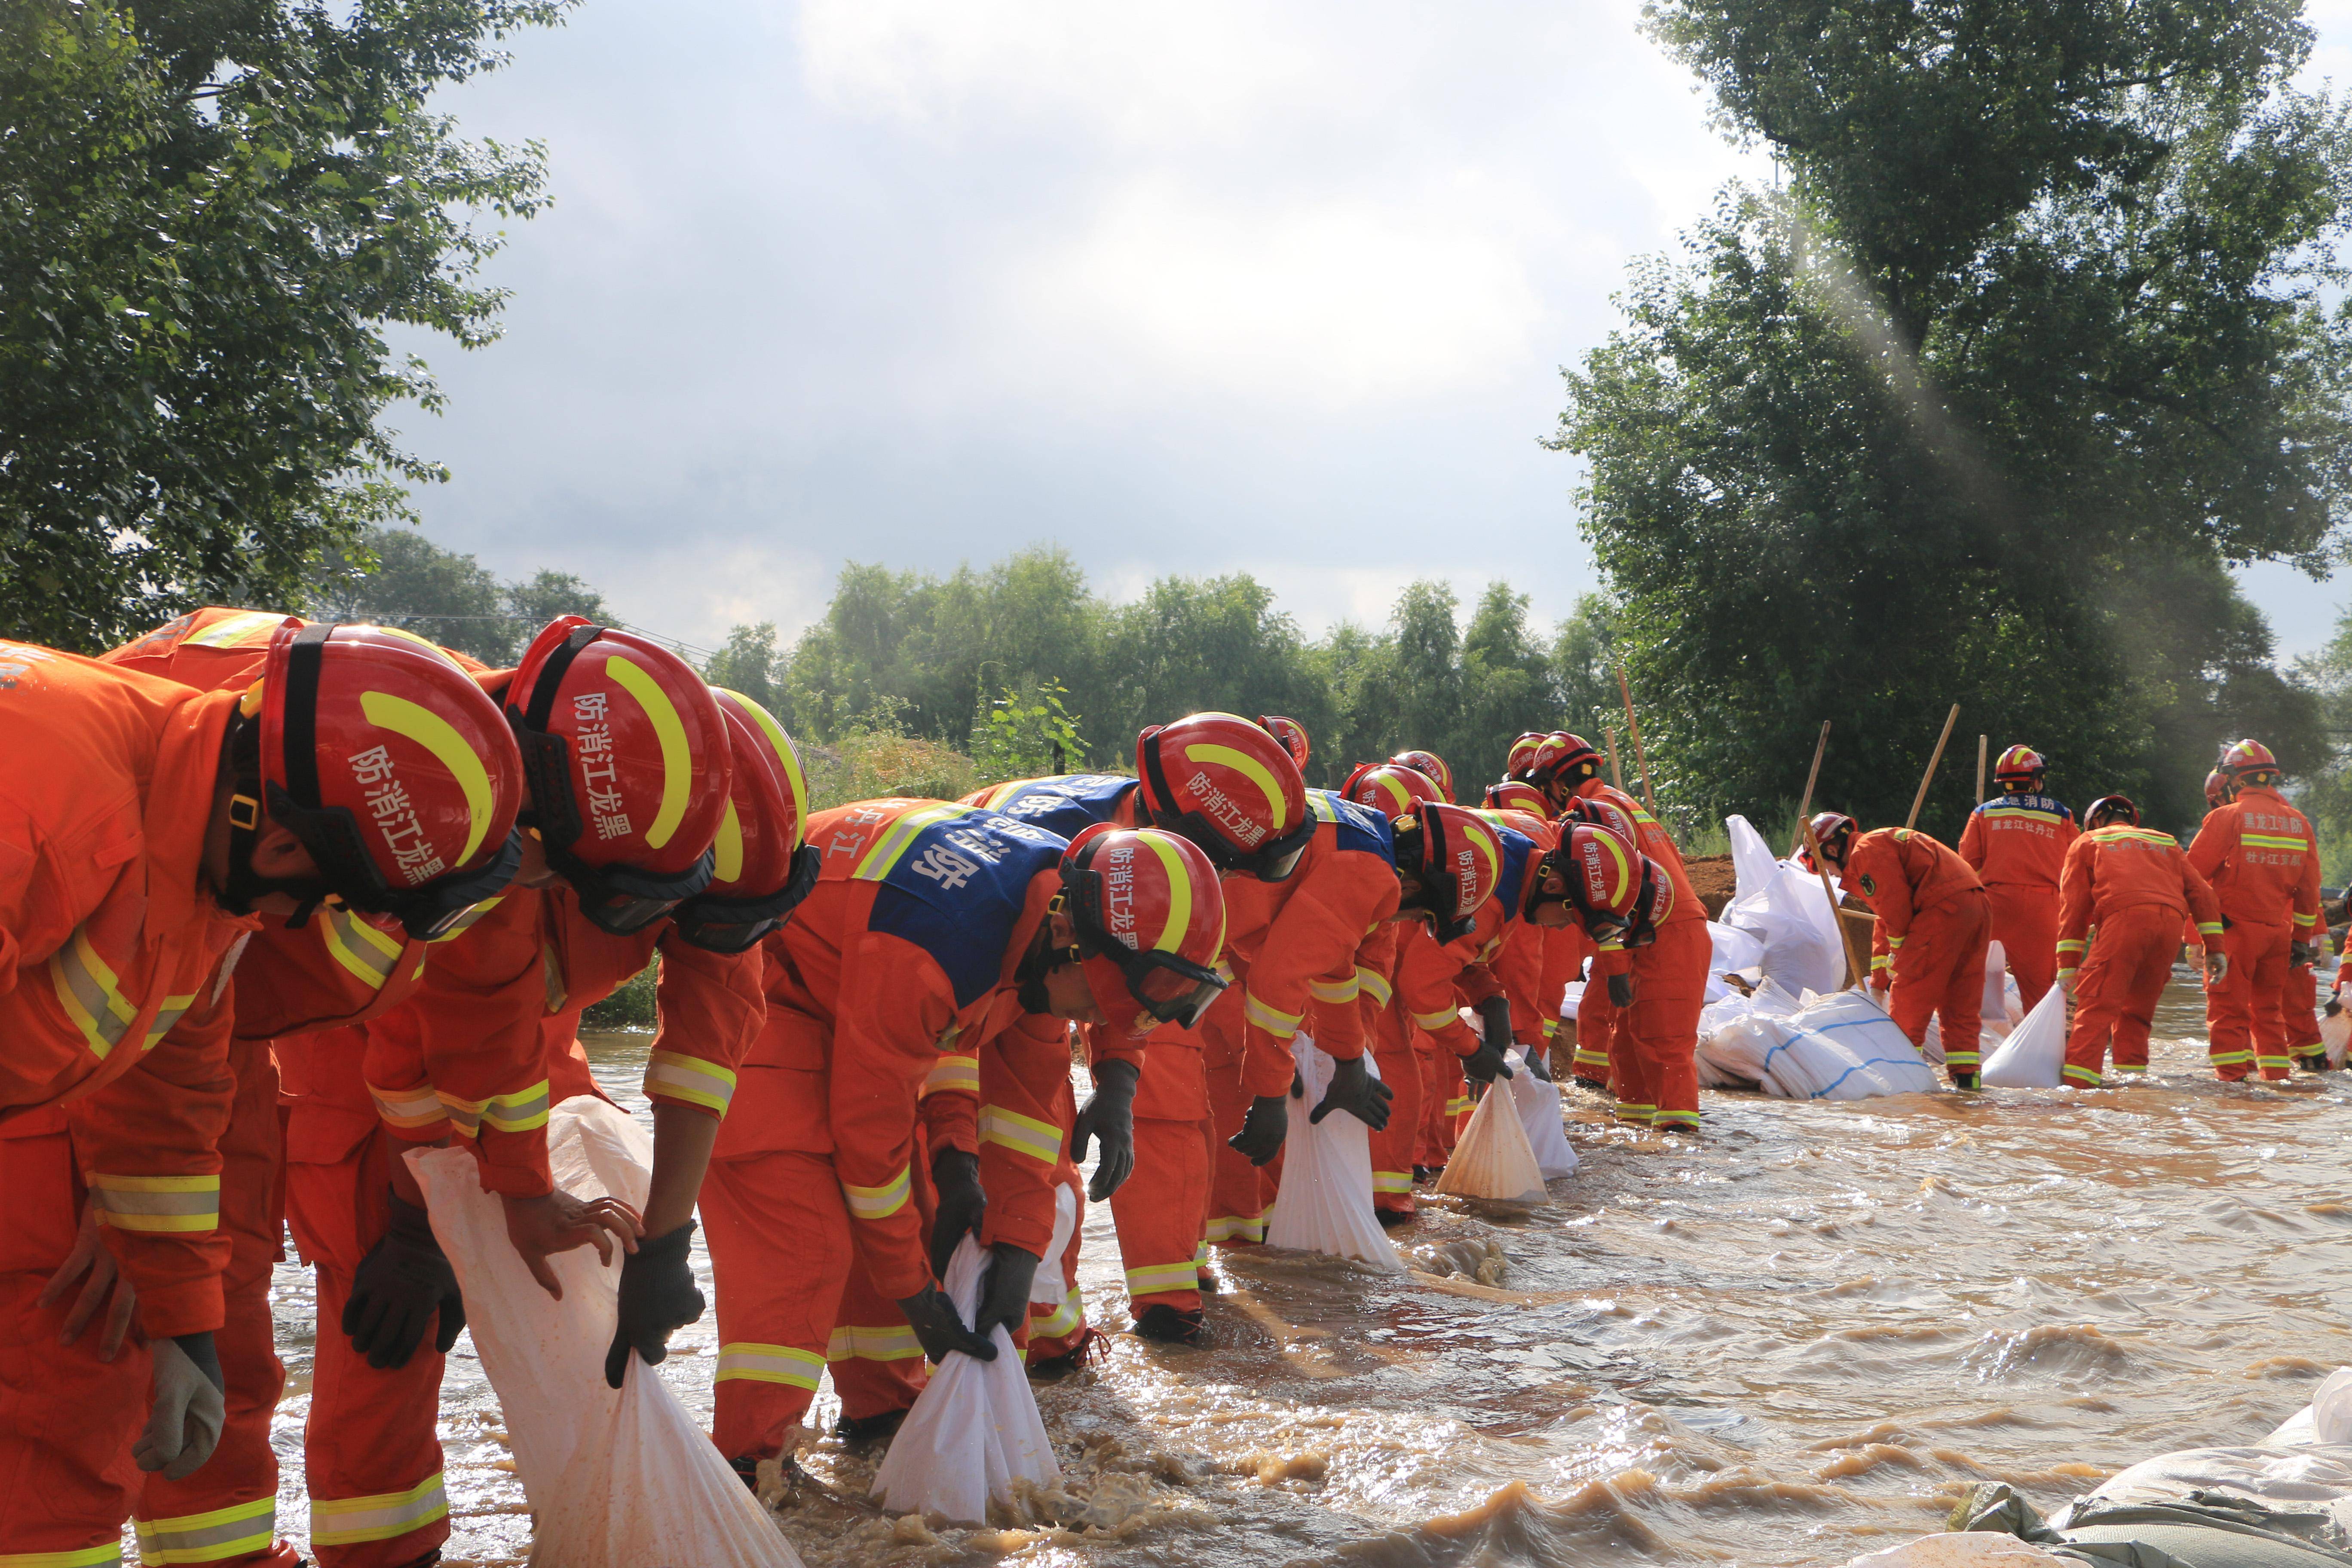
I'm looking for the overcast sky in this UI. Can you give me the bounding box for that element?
[393,0,2352,660]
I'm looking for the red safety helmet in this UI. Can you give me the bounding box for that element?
[1527,731,1603,793]
[1341,762,1446,818]
[2223,738,2281,784]
[671,689,820,953]
[1135,712,1314,881]
[2204,769,2232,808]
[1992,745,2046,789]
[506,617,732,934]
[2083,794,2140,830]
[1057,824,1229,1037]
[1506,731,1548,781]
[1258,714,1311,769]
[1391,802,1506,944]
[1482,780,1553,818]
[1807,811,1859,868]
[238,621,526,939]
[1529,821,1653,939]
[1562,793,1641,850]
[1390,749,1455,802]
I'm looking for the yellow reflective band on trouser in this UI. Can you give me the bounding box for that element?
[2258,1055,2294,1073]
[1945,1051,1981,1068]
[1032,1294,1084,1341]
[319,906,405,991]
[2115,1064,2148,1074]
[1309,975,1359,1006]
[481,1079,550,1135]
[922,1053,980,1097]
[135,1497,276,1564]
[827,1323,922,1363]
[1614,1101,1655,1123]
[1446,1095,1472,1118]
[1571,1045,1609,1069]
[842,1164,912,1220]
[2210,1049,2253,1066]
[369,1080,446,1132]
[89,1173,219,1234]
[0,1547,125,1567]
[1204,1211,1265,1243]
[980,1105,1064,1166]
[308,1473,448,1547]
[2197,923,2224,937]
[645,1051,737,1116]
[1413,1007,1459,1031]
[1373,1169,1412,1194]
[1653,1109,1700,1130]
[1355,967,1393,1007]
[715,1342,824,1388]
[1125,1259,1203,1295]
[2061,1064,2103,1086]
[1242,990,1303,1038]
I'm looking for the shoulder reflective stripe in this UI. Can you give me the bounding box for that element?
[602,654,692,850]
[320,907,404,990]
[90,1173,219,1234]
[827,1322,924,1362]
[134,1496,276,1564]
[853,801,974,880]
[183,609,286,649]
[715,1341,824,1387]
[481,1080,551,1134]
[359,691,496,866]
[1309,975,1360,1005]
[427,895,501,944]
[49,927,140,1060]
[1354,966,1394,1006]
[1242,990,1304,1037]
[842,1164,912,1219]
[369,1081,447,1131]
[1125,1259,1203,1294]
[0,1545,125,1567]
[1307,791,1340,824]
[645,1051,737,1115]
[1033,1294,1084,1341]
[541,943,567,1014]
[980,1104,1064,1165]
[922,1054,980,1097]
[308,1473,448,1547]
[1412,1007,1460,1030]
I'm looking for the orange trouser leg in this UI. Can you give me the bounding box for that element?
[1578,982,1620,1098]
[135,1039,300,1568]
[2062,903,2177,1084]
[701,1142,854,1461]
[1028,1161,1095,1355]
[1630,921,1711,1134]
[1985,883,2060,1013]
[0,1127,150,1566]
[285,1124,450,1568]
[1112,1038,1210,1312]
[2284,962,2324,1057]
[1201,1008,1273,1248]
[1366,1011,1423,1215]
[1888,894,1992,1082]
[1412,1040,1444,1166]
[2207,923,2294,1080]
[1430,1039,1468,1149]
[827,1238,929,1421]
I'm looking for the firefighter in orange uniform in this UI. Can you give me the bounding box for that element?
[2189,740,2323,1081]
[701,806,1227,1468]
[3,626,524,1568]
[1391,749,1456,802]
[1813,816,1991,1088]
[1561,793,1706,1127]
[1338,764,1449,1216]
[1957,745,2077,1012]
[2055,796,2223,1086]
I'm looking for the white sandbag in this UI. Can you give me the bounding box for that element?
[871,1237,1060,1522]
[1980,940,2009,1024]
[1837,1534,2076,1568]
[1504,1048,1579,1179]
[1753,989,1941,1100]
[1695,980,1804,1087]
[1264,1038,1405,1271]
[1727,812,1782,900]
[1707,919,1765,978]
[2268,1367,2352,1446]
[2087,1443,2352,1538]
[1028,1181,1078,1308]
[1434,1082,1547,1201]
[1721,816,1848,998]
[412,1099,799,1568]
[1978,982,2067,1088]
[2322,1007,2349,1070]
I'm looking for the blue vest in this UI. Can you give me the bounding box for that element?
[1972,793,2073,829]
[851,803,1069,1008]
[1307,789,1397,865]
[981,774,1139,842]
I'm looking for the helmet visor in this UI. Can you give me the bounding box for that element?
[1086,946,1228,1035]
[670,843,821,953]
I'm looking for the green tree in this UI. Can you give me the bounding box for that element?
[1095,573,1332,772]
[704,621,788,715]
[1550,592,1620,743]
[1556,1,2352,833]
[970,680,1089,784]
[505,570,610,637]
[0,0,567,651]
[311,526,511,664]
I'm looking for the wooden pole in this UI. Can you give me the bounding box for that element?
[1617,663,1658,815]
[1905,703,1961,831]
[1604,726,1623,793]
[1974,734,1988,805]
[1789,720,1829,859]
[1804,816,1871,991]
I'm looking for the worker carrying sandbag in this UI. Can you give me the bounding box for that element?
[1524,823,1712,1133]
[1813,816,1992,1089]
[1341,763,1452,1218]
[700,804,1227,1475]
[1958,744,2079,1013]
[2057,796,2224,1087]
[1564,793,1708,1127]
[2190,740,2324,1081]
[2,622,530,1568]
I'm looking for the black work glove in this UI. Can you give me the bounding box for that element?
[2292,941,2318,968]
[896,1283,996,1363]
[928,1147,987,1280]
[1228,1093,1290,1166]
[1461,1036,1515,1085]
[1523,1041,1555,1082]
[1476,995,1513,1054]
[973,1243,1041,1341]
[1606,972,1635,1009]
[1310,1052,1393,1130]
[1071,1058,1140,1201]
[604,1219,704,1390]
[344,1193,465,1371]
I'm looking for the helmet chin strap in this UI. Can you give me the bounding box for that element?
[216,718,329,927]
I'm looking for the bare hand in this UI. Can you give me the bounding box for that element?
[37,1196,137,1358]
[500,1190,643,1299]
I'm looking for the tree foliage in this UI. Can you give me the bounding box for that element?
[308,524,605,665]
[0,0,567,651]
[1555,0,2345,835]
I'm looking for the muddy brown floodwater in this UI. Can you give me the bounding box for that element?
[257,973,2352,1566]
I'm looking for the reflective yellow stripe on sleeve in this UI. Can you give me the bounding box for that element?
[319,907,405,992]
[1354,966,1393,1007]
[2196,922,2224,937]
[979,1105,1064,1166]
[644,1051,736,1116]
[1242,990,1303,1039]
[922,1053,980,1097]
[1309,975,1359,1006]
[842,1164,912,1220]
[134,1497,276,1564]
[308,1473,448,1547]
[89,1173,219,1234]
[368,1080,446,1132]
[481,1079,551,1134]
[1412,1006,1461,1031]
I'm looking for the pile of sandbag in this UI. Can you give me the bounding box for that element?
[1718,815,1847,998]
[1695,983,1941,1100]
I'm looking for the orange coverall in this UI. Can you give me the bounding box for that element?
[1850,829,1991,1081]
[2189,786,2322,1080]
[1585,867,1712,1132]
[2055,827,2220,1084]
[1958,793,2078,1013]
[1,649,257,1567]
[701,800,1081,1464]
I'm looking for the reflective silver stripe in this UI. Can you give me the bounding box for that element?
[827,1323,922,1362]
[89,1173,219,1234]
[714,1341,824,1387]
[134,1496,276,1562]
[319,907,404,989]
[645,1051,735,1115]
[140,995,195,1049]
[0,1544,125,1566]
[307,1472,447,1547]
[49,927,139,1058]
[978,1105,1062,1165]
[481,1081,551,1133]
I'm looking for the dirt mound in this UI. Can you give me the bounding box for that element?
[1685,855,1737,919]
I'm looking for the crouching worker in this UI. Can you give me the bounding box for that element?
[2057,796,2223,1087]
[700,804,1226,1476]
[2,626,526,1568]
[1811,816,1991,1088]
